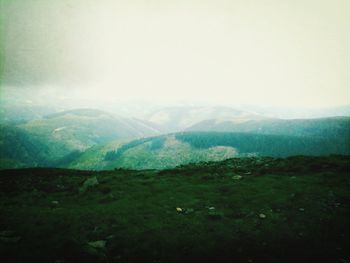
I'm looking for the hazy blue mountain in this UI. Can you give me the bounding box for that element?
[186,116,350,141]
[145,106,267,132]
[0,104,57,124]
[241,104,350,119]
[19,108,161,153]
[0,108,163,168]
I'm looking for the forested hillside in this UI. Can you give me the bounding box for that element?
[187,116,350,140]
[175,132,350,156]
[68,131,349,170]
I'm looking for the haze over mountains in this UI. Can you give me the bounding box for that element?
[1,2,350,262]
[1,102,349,170]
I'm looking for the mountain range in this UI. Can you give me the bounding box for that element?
[0,106,349,170]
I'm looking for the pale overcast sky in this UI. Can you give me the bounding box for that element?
[1,0,349,107]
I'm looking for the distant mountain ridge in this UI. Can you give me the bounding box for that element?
[0,108,162,169]
[1,107,349,170]
[186,116,350,140]
[145,106,267,132]
[43,108,115,119]
[20,108,161,148]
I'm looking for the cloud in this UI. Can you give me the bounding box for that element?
[1,0,349,107]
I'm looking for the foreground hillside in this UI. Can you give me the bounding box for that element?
[0,156,349,263]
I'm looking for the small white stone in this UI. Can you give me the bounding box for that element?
[259,213,266,219]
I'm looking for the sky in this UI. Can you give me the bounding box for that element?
[0,0,349,108]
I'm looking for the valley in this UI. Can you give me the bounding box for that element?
[1,107,349,170]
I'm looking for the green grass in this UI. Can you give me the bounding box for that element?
[69,135,238,170]
[0,156,349,263]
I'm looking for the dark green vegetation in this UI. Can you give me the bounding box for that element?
[187,116,350,140]
[175,131,350,156]
[104,137,166,161]
[70,131,350,170]
[1,156,349,263]
[0,125,51,168]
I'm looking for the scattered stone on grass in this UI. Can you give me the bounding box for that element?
[259,213,266,219]
[299,208,305,212]
[232,175,243,180]
[176,207,183,212]
[79,176,99,193]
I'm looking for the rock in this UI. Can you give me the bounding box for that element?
[79,176,99,193]
[232,175,243,180]
[88,240,106,249]
[299,208,305,212]
[208,207,215,210]
[176,207,183,212]
[259,213,266,219]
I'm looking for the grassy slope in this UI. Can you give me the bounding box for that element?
[17,109,161,164]
[0,156,349,263]
[69,135,237,170]
[67,140,128,170]
[69,132,349,171]
[0,125,52,168]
